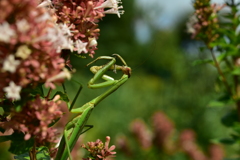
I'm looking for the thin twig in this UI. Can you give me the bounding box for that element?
[46,88,52,100]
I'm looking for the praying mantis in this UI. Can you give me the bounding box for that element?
[55,54,131,160]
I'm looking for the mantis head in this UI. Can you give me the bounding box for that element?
[122,66,131,78]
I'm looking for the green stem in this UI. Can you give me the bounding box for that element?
[210,49,231,94]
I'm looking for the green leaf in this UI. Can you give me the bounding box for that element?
[0,135,11,143]
[221,110,238,127]
[22,83,44,97]
[35,147,51,160]
[15,104,22,112]
[219,138,236,145]
[192,59,213,66]
[231,67,240,75]
[9,132,34,155]
[14,152,30,160]
[208,100,227,107]
[232,123,240,134]
[14,146,51,160]
[216,52,228,62]
[53,91,69,103]
[31,84,44,97]
[199,46,207,52]
[208,93,233,107]
[0,107,4,115]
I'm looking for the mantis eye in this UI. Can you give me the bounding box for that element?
[122,66,131,78]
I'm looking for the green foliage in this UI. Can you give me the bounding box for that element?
[14,147,51,160]
[221,110,238,127]
[8,132,34,155]
[208,93,233,107]
[192,59,214,66]
[53,91,70,103]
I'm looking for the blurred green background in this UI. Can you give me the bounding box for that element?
[67,0,229,159]
[1,0,231,159]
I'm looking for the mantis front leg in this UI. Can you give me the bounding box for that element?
[55,54,131,160]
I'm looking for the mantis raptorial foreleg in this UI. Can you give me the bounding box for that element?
[55,54,131,160]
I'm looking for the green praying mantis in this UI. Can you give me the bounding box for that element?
[55,54,131,160]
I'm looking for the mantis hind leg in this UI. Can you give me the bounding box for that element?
[63,125,92,160]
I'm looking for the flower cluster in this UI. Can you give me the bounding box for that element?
[179,130,207,160]
[115,135,132,157]
[117,111,225,159]
[0,95,63,148]
[152,111,174,151]
[129,112,174,151]
[130,118,152,149]
[187,0,225,46]
[179,129,224,160]
[0,0,71,100]
[47,0,124,57]
[81,136,116,160]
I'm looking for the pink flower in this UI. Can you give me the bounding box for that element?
[81,136,116,160]
[51,0,124,57]
[186,0,225,44]
[130,118,153,149]
[151,111,174,150]
[0,0,70,99]
[0,95,63,150]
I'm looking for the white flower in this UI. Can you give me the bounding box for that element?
[186,15,198,34]
[0,22,16,42]
[75,40,88,53]
[94,0,124,18]
[2,55,21,73]
[89,37,98,47]
[48,25,74,52]
[16,19,30,33]
[34,24,73,52]
[58,23,72,36]
[94,0,120,9]
[59,38,74,52]
[104,7,124,18]
[37,0,52,8]
[35,12,52,22]
[15,45,32,59]
[3,81,22,100]
[45,27,61,42]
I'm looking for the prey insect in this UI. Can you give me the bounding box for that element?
[55,54,131,160]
